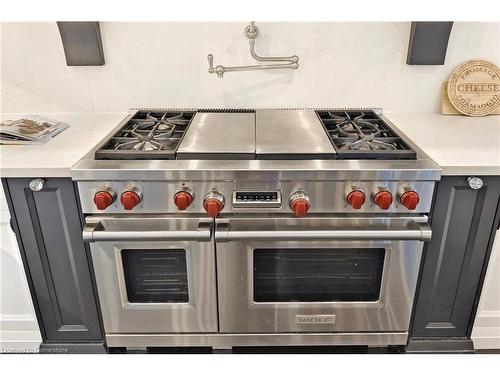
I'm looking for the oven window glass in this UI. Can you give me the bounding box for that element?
[253,248,385,302]
[122,249,189,303]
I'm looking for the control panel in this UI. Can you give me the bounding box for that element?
[80,180,434,215]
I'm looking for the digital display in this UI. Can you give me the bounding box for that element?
[235,191,279,202]
[232,191,282,208]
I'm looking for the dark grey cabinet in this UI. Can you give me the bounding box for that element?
[408,176,500,353]
[2,178,104,353]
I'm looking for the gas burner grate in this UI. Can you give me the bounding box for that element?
[95,111,196,160]
[317,110,416,160]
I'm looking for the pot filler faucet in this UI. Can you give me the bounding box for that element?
[207,21,300,78]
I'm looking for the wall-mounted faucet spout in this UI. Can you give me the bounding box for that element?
[207,22,300,78]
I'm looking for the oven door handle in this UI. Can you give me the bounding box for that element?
[215,222,431,242]
[82,221,212,242]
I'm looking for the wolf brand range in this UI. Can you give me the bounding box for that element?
[72,108,441,350]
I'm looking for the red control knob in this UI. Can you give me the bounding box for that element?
[174,191,193,210]
[291,198,310,218]
[374,191,393,210]
[93,191,114,210]
[347,190,366,209]
[120,191,141,210]
[204,198,223,218]
[400,191,420,210]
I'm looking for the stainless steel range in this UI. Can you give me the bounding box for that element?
[72,108,441,350]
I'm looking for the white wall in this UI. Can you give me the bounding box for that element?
[1,22,499,114]
[0,184,41,353]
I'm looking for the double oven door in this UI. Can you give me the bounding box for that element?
[215,216,429,333]
[84,216,218,333]
[84,215,429,336]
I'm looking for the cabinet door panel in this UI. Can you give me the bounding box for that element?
[4,178,102,342]
[411,176,500,338]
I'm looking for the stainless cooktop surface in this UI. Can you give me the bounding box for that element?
[92,108,418,161]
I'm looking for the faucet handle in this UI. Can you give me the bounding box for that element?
[207,54,224,78]
[207,54,214,73]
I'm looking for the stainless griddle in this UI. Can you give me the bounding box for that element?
[176,109,335,160]
[176,111,256,159]
[255,109,335,159]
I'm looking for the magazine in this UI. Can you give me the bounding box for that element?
[0,115,69,145]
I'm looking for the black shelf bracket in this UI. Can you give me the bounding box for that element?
[57,22,105,66]
[407,22,453,65]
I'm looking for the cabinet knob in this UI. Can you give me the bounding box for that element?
[29,178,45,192]
[467,177,483,190]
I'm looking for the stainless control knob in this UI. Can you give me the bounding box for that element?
[203,192,225,217]
[29,178,45,192]
[289,191,311,218]
[347,190,366,209]
[374,190,393,210]
[400,190,420,210]
[467,177,483,190]
[120,190,141,210]
[174,190,194,210]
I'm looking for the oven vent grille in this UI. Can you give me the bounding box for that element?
[130,107,383,114]
[197,108,255,113]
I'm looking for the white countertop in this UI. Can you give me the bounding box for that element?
[0,113,128,177]
[385,113,500,176]
[0,111,499,178]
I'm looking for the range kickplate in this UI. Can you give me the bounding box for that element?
[95,110,196,160]
[316,110,416,160]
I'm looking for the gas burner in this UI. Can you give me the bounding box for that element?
[317,110,416,160]
[95,111,195,160]
[117,121,176,151]
[330,113,397,151]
